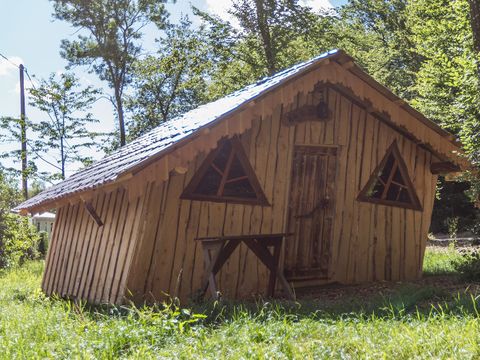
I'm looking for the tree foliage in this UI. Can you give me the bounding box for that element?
[0,117,38,181]
[0,171,39,268]
[126,18,210,139]
[337,0,422,100]
[51,0,170,147]
[194,1,337,98]
[29,73,102,180]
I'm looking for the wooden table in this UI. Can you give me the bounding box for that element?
[195,233,295,300]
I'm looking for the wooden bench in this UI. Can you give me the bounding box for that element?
[195,233,295,300]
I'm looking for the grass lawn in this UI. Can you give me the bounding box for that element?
[1,247,480,359]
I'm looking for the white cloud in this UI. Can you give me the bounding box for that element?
[204,0,333,23]
[0,56,23,77]
[204,0,229,20]
[302,0,334,11]
[12,77,38,95]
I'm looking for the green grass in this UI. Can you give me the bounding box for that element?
[0,249,476,359]
[422,244,464,275]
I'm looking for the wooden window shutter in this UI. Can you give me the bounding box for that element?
[181,137,269,206]
[357,140,422,211]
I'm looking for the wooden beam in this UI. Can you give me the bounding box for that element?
[84,201,103,227]
[431,162,461,174]
[282,105,317,124]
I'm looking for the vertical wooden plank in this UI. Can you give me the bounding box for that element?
[108,196,137,303]
[331,96,352,281]
[121,182,155,303]
[72,194,102,298]
[82,191,113,302]
[78,192,109,300]
[149,173,188,300]
[131,181,166,301]
[344,101,359,282]
[102,190,130,302]
[167,168,196,299]
[42,206,66,294]
[91,189,124,303]
[51,203,78,295]
[47,204,72,294]
[64,203,88,296]
[353,108,369,283]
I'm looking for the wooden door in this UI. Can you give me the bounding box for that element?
[284,145,337,280]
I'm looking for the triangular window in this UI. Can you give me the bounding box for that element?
[357,141,422,210]
[181,138,269,205]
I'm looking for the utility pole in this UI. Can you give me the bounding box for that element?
[19,64,28,200]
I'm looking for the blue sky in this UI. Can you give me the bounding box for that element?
[0,0,345,179]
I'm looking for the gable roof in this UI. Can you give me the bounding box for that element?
[16,49,463,213]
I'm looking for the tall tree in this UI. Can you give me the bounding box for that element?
[338,0,422,100]
[229,0,320,75]
[126,18,210,139]
[51,0,169,147]
[407,0,477,143]
[29,73,101,180]
[195,1,334,97]
[0,116,39,184]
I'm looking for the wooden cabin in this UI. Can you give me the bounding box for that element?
[16,50,467,304]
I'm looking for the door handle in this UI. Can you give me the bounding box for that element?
[294,196,330,219]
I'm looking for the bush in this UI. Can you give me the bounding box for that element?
[0,170,41,268]
[37,231,49,258]
[451,248,480,281]
[0,213,40,268]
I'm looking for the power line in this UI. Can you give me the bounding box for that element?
[1,50,89,172]
[0,51,20,69]
[0,51,69,170]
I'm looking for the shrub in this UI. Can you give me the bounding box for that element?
[451,248,480,281]
[0,170,41,268]
[0,213,40,268]
[37,231,49,258]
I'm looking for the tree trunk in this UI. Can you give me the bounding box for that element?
[255,0,276,75]
[115,87,126,146]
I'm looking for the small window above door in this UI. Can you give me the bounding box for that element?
[357,141,422,211]
[181,137,269,206]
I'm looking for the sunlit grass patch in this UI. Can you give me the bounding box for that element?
[423,244,464,275]
[0,251,477,358]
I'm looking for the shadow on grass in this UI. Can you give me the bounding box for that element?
[7,259,480,327]
[183,282,480,325]
[13,268,476,328]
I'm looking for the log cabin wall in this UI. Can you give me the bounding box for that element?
[125,101,294,302]
[41,62,440,303]
[125,86,437,302]
[318,90,437,285]
[41,187,149,304]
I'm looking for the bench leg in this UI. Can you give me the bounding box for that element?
[201,242,223,298]
[267,242,281,297]
[244,238,291,299]
[200,240,241,299]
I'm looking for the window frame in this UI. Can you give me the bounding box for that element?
[357,140,422,211]
[181,137,270,206]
